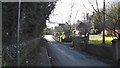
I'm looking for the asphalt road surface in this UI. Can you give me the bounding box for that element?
[44,35,111,66]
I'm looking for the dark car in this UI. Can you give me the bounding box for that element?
[61,37,72,42]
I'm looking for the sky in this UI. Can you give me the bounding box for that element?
[47,0,119,28]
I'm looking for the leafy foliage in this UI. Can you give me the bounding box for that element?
[64,28,72,37]
[2,2,56,65]
[92,12,103,29]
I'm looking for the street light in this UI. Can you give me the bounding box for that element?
[17,0,21,67]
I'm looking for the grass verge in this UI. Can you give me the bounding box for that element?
[88,37,117,46]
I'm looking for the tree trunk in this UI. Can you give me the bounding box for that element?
[102,29,105,44]
[102,0,105,44]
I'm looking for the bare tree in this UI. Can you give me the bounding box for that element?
[106,2,120,39]
[88,0,120,41]
[68,0,75,30]
[88,0,106,44]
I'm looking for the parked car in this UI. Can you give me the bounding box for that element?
[61,37,72,42]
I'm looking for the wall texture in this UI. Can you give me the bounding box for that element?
[73,37,113,60]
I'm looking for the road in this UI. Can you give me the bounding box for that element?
[44,35,111,66]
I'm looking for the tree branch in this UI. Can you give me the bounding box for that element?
[96,0,99,12]
[88,0,97,12]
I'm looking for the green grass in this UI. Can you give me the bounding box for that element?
[88,37,117,46]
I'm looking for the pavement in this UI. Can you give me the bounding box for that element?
[21,39,51,66]
[44,35,111,66]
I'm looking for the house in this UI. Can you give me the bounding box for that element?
[73,22,88,36]
[54,23,70,36]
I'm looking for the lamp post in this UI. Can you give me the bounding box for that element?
[17,0,21,67]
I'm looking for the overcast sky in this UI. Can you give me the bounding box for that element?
[47,0,119,28]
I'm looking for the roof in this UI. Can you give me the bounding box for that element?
[77,22,86,28]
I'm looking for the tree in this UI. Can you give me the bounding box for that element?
[105,2,120,39]
[2,2,56,65]
[88,0,106,44]
[89,0,120,40]
[68,0,75,30]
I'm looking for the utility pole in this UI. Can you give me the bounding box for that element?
[17,0,21,67]
[103,0,105,44]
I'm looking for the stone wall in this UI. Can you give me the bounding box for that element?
[85,44,113,59]
[73,37,113,60]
